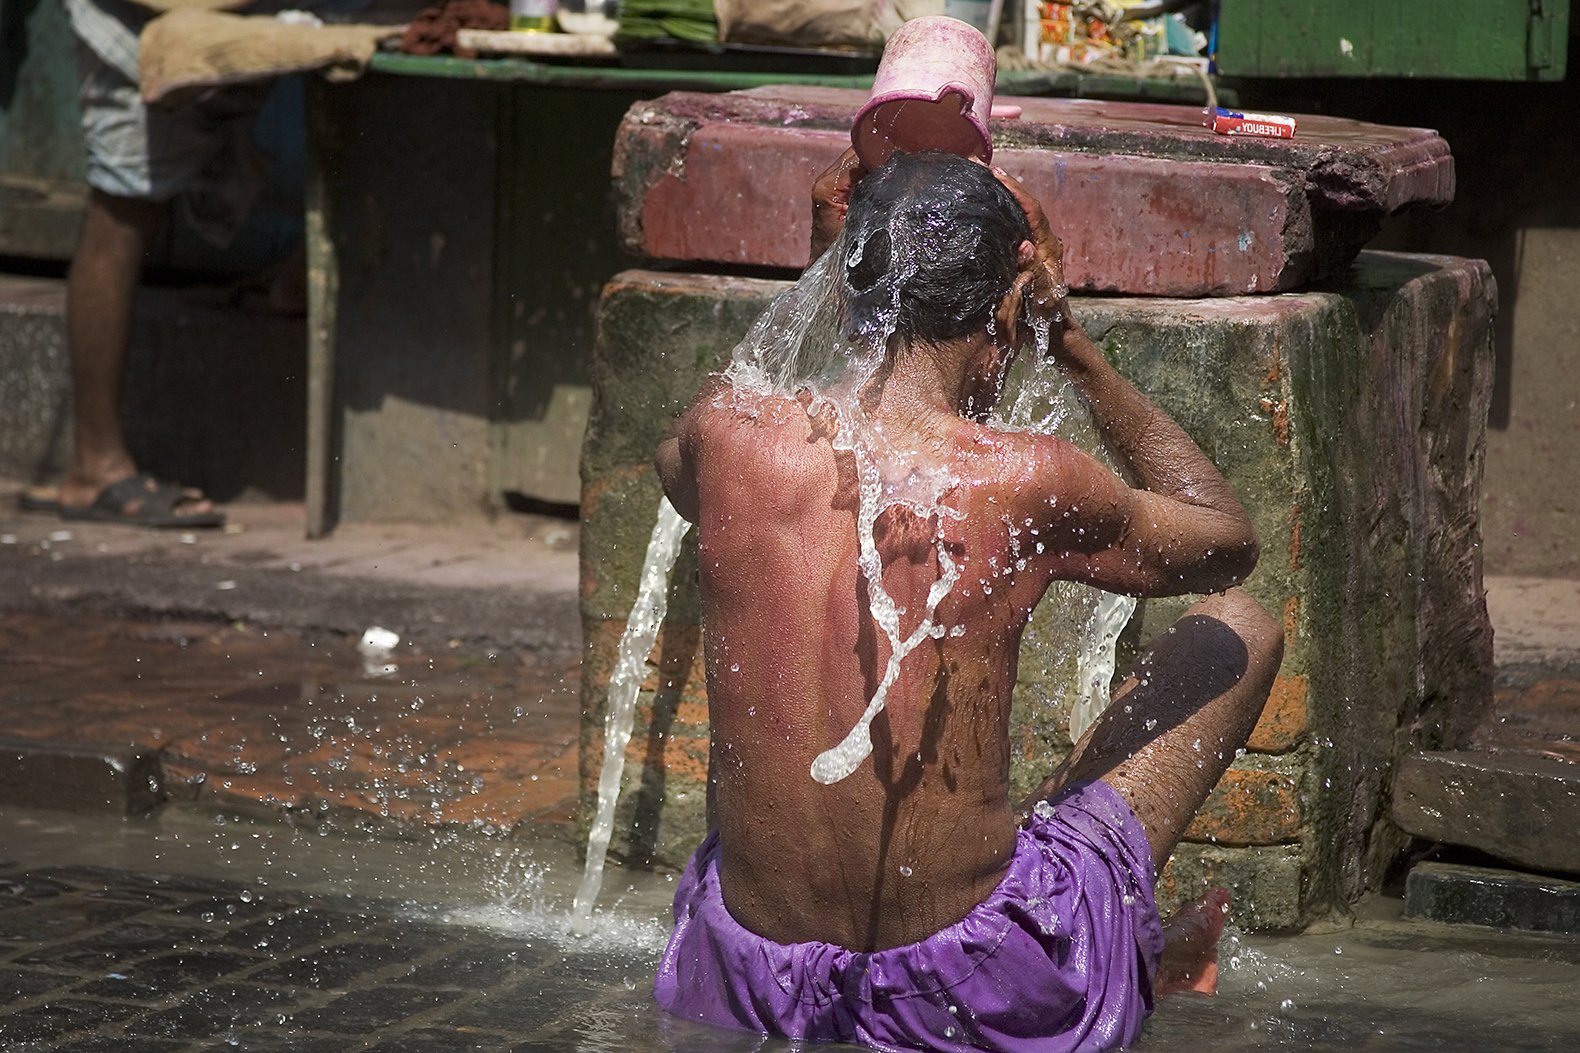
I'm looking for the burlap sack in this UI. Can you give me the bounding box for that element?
[714,0,894,50]
[140,9,396,105]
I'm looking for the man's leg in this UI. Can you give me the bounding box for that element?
[59,190,217,519]
[1035,587,1284,870]
[1028,588,1282,995]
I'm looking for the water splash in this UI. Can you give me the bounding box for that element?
[570,499,692,929]
[449,852,672,954]
[1070,590,1138,741]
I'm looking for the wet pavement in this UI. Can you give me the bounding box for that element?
[0,833,669,1052]
[0,607,582,833]
[2,809,1578,1053]
[1,491,585,834]
[0,495,581,656]
[4,487,1580,1049]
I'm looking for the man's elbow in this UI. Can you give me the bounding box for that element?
[1208,523,1260,591]
[654,437,699,524]
[654,437,681,493]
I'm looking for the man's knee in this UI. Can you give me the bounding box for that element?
[1189,587,1283,672]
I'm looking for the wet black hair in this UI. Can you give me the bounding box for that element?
[842,150,1033,346]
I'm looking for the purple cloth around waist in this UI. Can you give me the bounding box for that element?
[653,780,1165,1053]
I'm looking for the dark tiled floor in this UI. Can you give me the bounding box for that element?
[0,863,648,1052]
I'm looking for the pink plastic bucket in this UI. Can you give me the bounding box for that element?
[852,16,997,170]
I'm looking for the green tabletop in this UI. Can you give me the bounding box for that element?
[366,52,1219,104]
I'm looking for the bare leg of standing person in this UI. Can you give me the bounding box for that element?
[58,189,217,521]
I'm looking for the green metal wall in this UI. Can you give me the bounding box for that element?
[1217,0,1569,81]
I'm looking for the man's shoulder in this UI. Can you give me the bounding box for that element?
[953,418,1088,468]
[688,382,817,443]
[948,420,1124,522]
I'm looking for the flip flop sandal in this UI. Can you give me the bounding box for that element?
[59,475,225,529]
[16,489,61,515]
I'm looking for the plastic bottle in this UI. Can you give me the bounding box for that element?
[510,0,557,32]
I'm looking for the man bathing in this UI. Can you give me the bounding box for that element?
[652,150,1283,1052]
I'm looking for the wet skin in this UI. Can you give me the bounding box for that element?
[656,157,1283,954]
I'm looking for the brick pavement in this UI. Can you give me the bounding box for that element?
[0,607,583,836]
[0,862,667,1052]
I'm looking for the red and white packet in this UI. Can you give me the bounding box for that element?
[1209,107,1297,139]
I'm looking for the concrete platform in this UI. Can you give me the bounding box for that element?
[1487,576,1580,686]
[1405,861,1580,935]
[1394,751,1580,876]
[0,274,307,504]
[1391,591,1580,879]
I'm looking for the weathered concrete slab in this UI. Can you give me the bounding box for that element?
[0,276,70,484]
[580,251,1495,928]
[1393,751,1580,875]
[1486,580,1580,687]
[613,87,1453,295]
[1405,861,1580,935]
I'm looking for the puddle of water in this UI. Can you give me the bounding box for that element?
[0,609,583,833]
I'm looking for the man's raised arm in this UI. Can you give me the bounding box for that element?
[996,168,1258,597]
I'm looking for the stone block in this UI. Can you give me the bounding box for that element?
[0,739,164,815]
[580,252,1496,920]
[613,87,1453,295]
[1182,756,1303,846]
[579,271,779,626]
[578,614,711,864]
[1249,673,1308,752]
[1392,750,1580,875]
[1405,861,1580,935]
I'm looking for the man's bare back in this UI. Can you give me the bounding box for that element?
[665,387,1110,948]
[653,150,1284,1049]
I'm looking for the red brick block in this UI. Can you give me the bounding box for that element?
[614,86,1454,295]
[1248,674,1308,753]
[994,149,1301,295]
[1182,766,1302,846]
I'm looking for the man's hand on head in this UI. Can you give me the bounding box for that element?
[991,166,1069,350]
[809,148,868,265]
